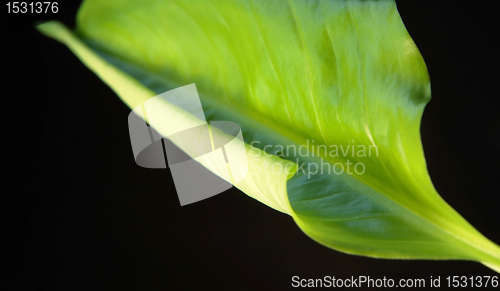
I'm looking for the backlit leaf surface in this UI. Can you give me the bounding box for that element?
[38,0,500,272]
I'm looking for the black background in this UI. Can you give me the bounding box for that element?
[3,1,500,290]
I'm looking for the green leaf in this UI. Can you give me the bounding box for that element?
[38,0,500,272]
